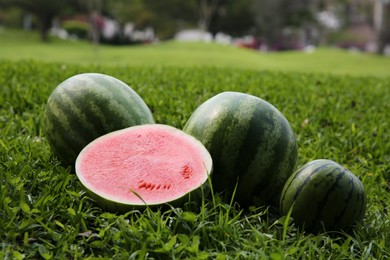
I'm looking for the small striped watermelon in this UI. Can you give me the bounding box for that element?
[44,73,155,168]
[183,92,298,207]
[280,159,367,232]
[75,124,212,211]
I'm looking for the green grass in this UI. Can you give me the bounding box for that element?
[1,29,390,259]
[1,29,390,77]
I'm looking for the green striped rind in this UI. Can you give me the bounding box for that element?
[183,91,298,207]
[280,159,367,232]
[44,73,155,167]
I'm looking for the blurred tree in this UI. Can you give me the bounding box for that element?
[209,0,255,37]
[143,0,197,39]
[0,7,24,28]
[78,0,103,46]
[105,0,197,39]
[107,0,153,27]
[251,0,283,46]
[252,0,316,49]
[193,0,254,38]
[322,0,390,54]
[377,0,390,54]
[196,0,222,32]
[0,0,79,41]
[107,0,252,39]
[140,0,254,39]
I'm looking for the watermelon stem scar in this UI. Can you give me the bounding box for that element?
[75,124,213,210]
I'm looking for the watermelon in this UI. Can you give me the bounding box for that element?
[280,159,367,232]
[183,91,298,207]
[44,73,154,168]
[75,124,212,211]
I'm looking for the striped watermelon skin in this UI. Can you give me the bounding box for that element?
[183,92,298,207]
[44,73,155,167]
[280,159,367,232]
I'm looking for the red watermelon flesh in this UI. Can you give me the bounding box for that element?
[75,124,212,207]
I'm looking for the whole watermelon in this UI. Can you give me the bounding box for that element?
[44,73,155,168]
[280,159,367,232]
[183,91,298,207]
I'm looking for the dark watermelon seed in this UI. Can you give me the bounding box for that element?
[138,181,146,189]
[181,164,193,179]
[138,180,172,190]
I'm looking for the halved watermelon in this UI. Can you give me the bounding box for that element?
[75,124,212,211]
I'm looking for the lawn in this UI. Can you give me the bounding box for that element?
[1,29,390,77]
[0,29,389,259]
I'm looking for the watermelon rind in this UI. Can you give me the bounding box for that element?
[280,159,367,232]
[183,91,298,207]
[44,73,155,168]
[75,124,213,212]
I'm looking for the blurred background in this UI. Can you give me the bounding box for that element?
[0,0,389,55]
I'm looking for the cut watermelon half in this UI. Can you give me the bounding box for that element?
[75,124,212,210]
